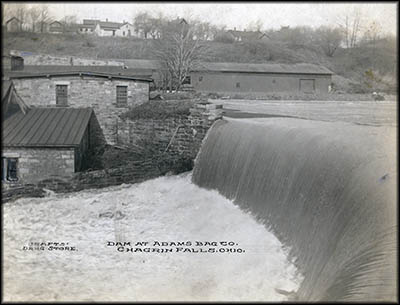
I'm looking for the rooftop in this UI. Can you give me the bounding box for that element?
[191,62,333,74]
[4,66,153,82]
[3,107,94,147]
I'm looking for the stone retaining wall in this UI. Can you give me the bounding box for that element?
[117,102,223,160]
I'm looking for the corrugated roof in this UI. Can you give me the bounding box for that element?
[191,62,333,74]
[3,107,93,147]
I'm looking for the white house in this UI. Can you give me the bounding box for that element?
[79,19,136,37]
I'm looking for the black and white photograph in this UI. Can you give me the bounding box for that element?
[1,1,397,302]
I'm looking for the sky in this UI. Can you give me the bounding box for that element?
[3,2,398,35]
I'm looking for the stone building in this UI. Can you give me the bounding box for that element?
[7,68,152,144]
[2,107,103,184]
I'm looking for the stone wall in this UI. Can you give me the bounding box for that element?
[12,76,149,144]
[10,50,125,66]
[2,147,75,184]
[117,102,223,160]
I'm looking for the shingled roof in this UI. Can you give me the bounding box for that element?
[191,62,333,75]
[3,107,93,147]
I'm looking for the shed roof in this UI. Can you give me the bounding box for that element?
[3,107,94,147]
[191,62,333,75]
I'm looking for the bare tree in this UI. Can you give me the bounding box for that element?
[38,4,51,33]
[133,12,153,39]
[15,3,28,31]
[338,7,363,48]
[28,6,40,32]
[315,26,343,57]
[152,28,210,91]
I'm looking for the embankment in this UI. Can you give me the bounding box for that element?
[192,118,397,301]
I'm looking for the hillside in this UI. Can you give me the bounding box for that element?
[2,32,397,93]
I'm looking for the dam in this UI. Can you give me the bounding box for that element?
[3,106,397,302]
[192,117,397,302]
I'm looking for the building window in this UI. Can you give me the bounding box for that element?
[123,31,125,36]
[2,158,18,182]
[56,85,68,106]
[272,79,276,84]
[90,29,93,32]
[236,82,240,88]
[116,86,128,107]
[182,76,191,85]
[199,76,203,82]
[85,28,88,32]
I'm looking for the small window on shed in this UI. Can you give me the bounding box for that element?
[199,76,203,82]
[236,82,240,88]
[2,158,18,182]
[56,85,68,106]
[116,86,128,107]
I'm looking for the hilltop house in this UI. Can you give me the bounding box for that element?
[48,21,64,34]
[78,19,136,37]
[5,66,152,144]
[5,17,22,32]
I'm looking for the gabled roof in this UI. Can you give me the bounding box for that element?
[191,62,333,75]
[3,107,94,147]
[49,21,63,26]
[6,17,21,24]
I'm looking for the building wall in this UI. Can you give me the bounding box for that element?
[7,19,20,32]
[12,76,150,144]
[2,147,76,184]
[115,24,135,37]
[190,72,332,94]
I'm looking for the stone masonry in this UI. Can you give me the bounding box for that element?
[12,76,150,144]
[2,148,75,184]
[117,101,223,160]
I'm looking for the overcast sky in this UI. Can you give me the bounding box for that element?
[4,2,398,35]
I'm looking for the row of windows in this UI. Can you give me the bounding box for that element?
[55,85,128,107]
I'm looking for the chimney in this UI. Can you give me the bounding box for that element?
[106,18,108,22]
[234,27,236,31]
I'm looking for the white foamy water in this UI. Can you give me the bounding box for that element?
[3,173,302,302]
